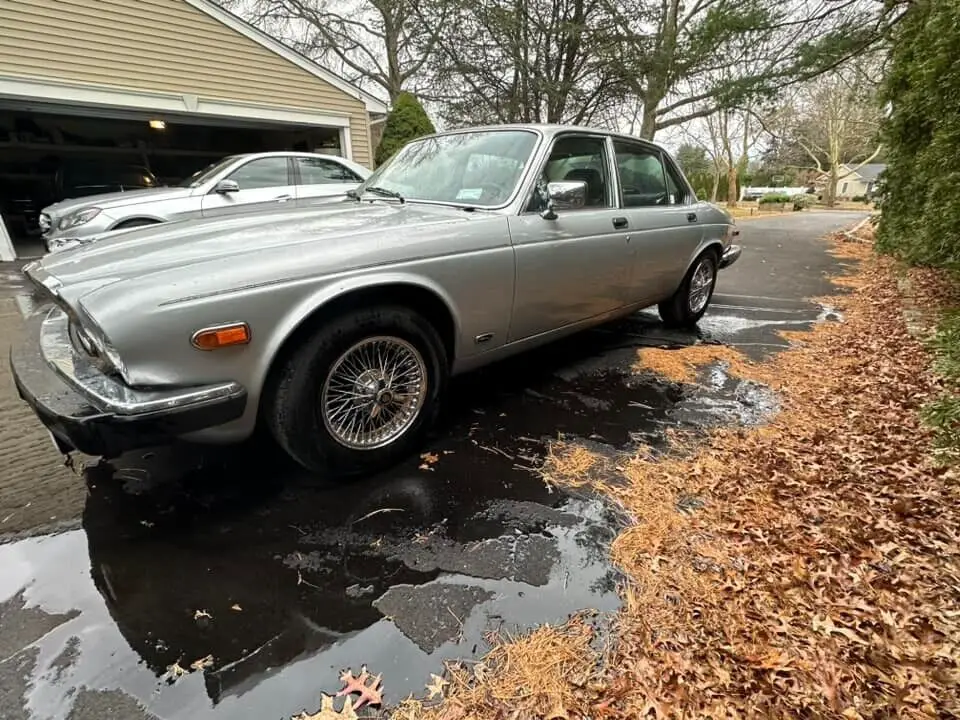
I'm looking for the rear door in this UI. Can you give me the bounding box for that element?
[612,140,704,303]
[293,156,365,208]
[201,156,296,218]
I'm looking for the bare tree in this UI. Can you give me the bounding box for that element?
[419,0,628,127]
[606,0,896,139]
[786,62,884,205]
[218,0,448,102]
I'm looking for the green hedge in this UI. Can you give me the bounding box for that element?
[877,0,960,463]
[759,193,792,204]
[922,311,960,463]
[876,0,960,270]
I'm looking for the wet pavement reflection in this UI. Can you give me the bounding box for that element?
[0,212,868,719]
[0,323,778,719]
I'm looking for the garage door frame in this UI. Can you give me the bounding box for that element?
[0,74,354,155]
[0,74,357,262]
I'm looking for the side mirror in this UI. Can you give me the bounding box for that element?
[540,180,587,219]
[214,179,240,194]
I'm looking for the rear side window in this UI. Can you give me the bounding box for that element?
[297,157,362,184]
[613,141,672,207]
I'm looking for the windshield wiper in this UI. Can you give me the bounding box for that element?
[364,186,405,204]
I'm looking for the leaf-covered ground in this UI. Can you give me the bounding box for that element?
[391,234,960,719]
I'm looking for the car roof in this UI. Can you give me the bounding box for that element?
[426,123,663,148]
[232,151,354,160]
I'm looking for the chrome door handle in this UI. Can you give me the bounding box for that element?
[275,194,292,203]
[687,212,698,223]
[612,216,628,229]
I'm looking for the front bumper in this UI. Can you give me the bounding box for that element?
[10,308,248,457]
[719,243,742,269]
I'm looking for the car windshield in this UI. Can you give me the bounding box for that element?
[358,130,539,207]
[178,155,240,188]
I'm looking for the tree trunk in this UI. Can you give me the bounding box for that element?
[726,163,738,207]
[710,168,720,202]
[827,165,838,207]
[639,101,659,139]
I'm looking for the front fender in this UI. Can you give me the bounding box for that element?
[255,271,464,389]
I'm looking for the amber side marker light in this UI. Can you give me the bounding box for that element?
[191,323,251,350]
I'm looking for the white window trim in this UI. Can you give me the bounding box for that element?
[0,75,352,129]
[184,0,388,115]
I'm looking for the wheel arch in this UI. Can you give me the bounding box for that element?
[108,215,165,231]
[258,275,461,408]
[685,239,724,275]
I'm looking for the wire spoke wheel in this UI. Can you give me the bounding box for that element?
[688,258,715,314]
[321,336,428,450]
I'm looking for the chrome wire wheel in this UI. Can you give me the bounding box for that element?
[321,336,428,450]
[688,258,715,314]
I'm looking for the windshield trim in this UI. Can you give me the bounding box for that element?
[356,127,544,212]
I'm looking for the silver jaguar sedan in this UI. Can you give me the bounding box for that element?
[39,151,371,253]
[11,123,741,476]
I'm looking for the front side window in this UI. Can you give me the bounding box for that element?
[525,135,612,212]
[541,136,612,208]
[226,157,290,190]
[297,157,362,184]
[614,141,677,207]
[357,130,538,207]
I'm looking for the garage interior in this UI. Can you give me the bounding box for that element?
[0,103,346,258]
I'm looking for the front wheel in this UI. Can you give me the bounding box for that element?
[658,251,718,328]
[265,306,447,476]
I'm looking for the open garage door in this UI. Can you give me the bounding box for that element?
[0,99,350,259]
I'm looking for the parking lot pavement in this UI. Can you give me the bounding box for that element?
[0,211,866,720]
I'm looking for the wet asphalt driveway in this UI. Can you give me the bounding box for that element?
[0,212,866,720]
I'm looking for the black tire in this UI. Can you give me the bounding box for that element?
[265,306,448,476]
[113,218,160,230]
[658,250,719,328]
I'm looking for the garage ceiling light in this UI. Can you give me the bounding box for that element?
[148,119,166,130]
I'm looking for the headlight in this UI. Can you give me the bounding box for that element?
[74,315,128,380]
[59,207,102,231]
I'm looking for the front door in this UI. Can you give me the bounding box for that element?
[612,140,704,303]
[293,156,365,208]
[506,133,633,342]
[201,156,296,219]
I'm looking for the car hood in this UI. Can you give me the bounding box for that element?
[43,187,193,217]
[37,201,475,304]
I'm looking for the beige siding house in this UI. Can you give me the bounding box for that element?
[816,164,887,199]
[0,0,386,166]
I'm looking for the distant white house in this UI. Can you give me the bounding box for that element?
[818,163,887,198]
[739,186,810,201]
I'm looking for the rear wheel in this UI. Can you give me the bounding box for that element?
[658,250,718,328]
[265,306,447,476]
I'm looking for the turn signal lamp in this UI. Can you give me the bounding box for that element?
[191,323,251,350]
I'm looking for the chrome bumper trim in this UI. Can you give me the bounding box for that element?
[719,244,742,269]
[40,307,244,416]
